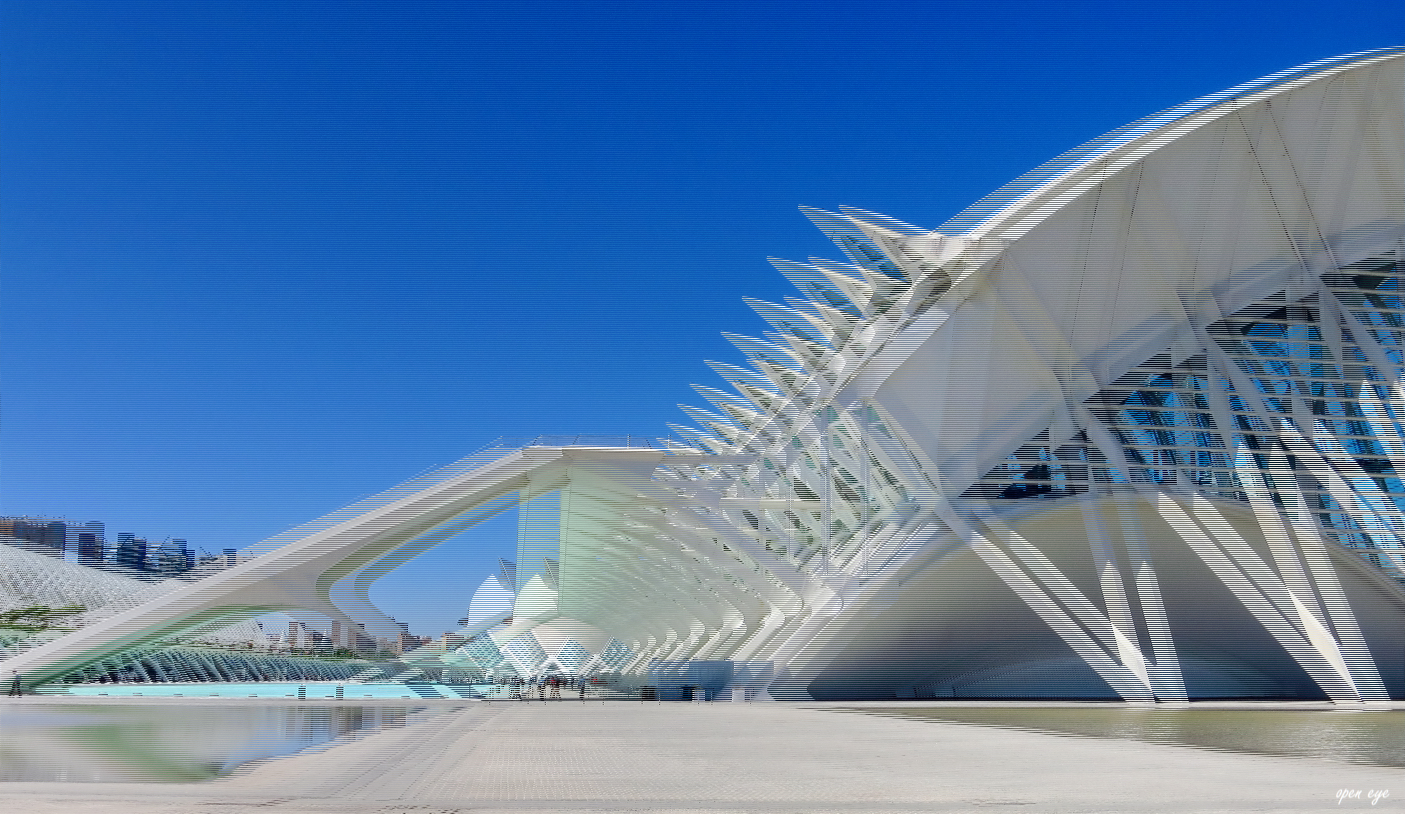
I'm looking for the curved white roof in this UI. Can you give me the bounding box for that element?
[858,48,1405,492]
[943,46,1405,237]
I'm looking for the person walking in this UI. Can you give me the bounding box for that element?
[7,672,20,697]
[578,677,586,701]
[550,676,561,699]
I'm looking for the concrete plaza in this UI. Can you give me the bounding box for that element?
[0,698,1402,813]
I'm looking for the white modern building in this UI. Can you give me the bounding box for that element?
[7,48,1405,700]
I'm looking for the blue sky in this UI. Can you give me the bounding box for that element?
[4,0,1404,635]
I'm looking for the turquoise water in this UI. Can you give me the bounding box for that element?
[0,703,442,781]
[39,682,484,699]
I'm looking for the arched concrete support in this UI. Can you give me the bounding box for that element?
[0,447,691,687]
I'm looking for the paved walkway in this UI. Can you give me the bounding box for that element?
[1,700,1402,813]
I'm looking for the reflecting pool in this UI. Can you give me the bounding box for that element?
[0,703,443,782]
[850,706,1405,767]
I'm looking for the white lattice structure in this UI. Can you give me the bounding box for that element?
[0,542,268,660]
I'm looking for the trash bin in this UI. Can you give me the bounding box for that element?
[640,685,657,701]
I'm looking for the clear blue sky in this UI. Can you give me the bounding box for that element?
[4,0,1404,635]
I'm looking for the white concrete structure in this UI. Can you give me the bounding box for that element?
[8,48,1405,700]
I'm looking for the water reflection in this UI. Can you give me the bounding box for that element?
[851,706,1405,767]
[0,703,437,782]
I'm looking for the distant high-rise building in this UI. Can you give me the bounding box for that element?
[153,539,190,573]
[76,532,101,565]
[114,533,149,570]
[75,521,105,566]
[0,517,70,557]
[172,539,194,570]
[68,521,104,562]
[353,627,375,656]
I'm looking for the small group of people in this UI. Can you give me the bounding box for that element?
[497,673,588,701]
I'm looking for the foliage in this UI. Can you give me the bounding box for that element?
[0,604,85,630]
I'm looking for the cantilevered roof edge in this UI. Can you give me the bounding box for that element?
[939,46,1405,236]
